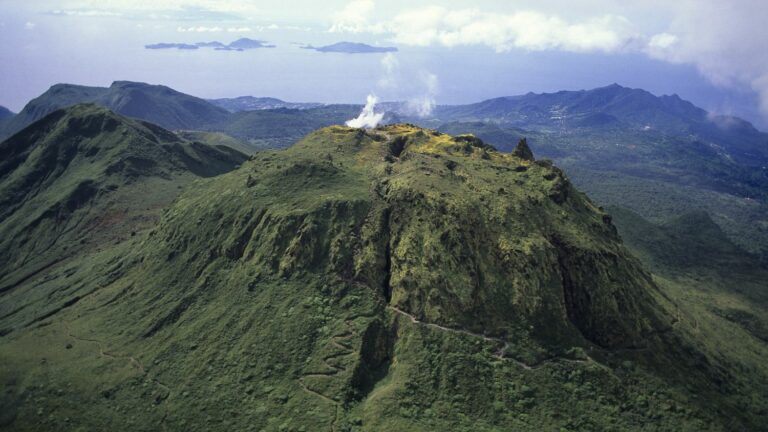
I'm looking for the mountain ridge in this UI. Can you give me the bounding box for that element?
[0,81,230,140]
[0,103,246,292]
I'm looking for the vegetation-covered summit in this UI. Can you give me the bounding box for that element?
[2,123,765,431]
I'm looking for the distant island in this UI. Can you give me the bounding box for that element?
[145,38,275,51]
[145,43,199,50]
[302,41,398,54]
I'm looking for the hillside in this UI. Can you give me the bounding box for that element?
[0,104,246,302]
[0,82,230,140]
[202,105,360,149]
[609,207,768,289]
[1,125,766,431]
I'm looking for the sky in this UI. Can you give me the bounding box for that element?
[1,0,767,128]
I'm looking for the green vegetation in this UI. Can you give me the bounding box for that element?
[201,105,359,150]
[0,104,246,310]
[438,123,768,260]
[0,82,230,140]
[1,123,766,431]
[564,166,768,260]
[176,130,257,156]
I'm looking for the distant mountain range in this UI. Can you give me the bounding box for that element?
[1,81,765,257]
[430,84,768,166]
[145,38,275,51]
[302,42,398,53]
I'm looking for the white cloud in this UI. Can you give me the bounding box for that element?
[647,0,768,117]
[56,1,258,14]
[647,32,678,50]
[177,26,253,32]
[327,0,768,122]
[47,1,258,21]
[329,0,386,33]
[24,21,36,30]
[329,3,639,53]
[395,9,636,52]
[281,25,313,32]
[49,9,123,17]
[178,26,222,32]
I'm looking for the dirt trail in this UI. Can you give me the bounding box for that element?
[386,305,608,371]
[60,320,172,430]
[297,318,358,432]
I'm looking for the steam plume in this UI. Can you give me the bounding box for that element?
[346,94,384,128]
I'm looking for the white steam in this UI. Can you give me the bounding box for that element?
[347,52,439,127]
[377,53,438,118]
[346,94,385,128]
[377,52,400,89]
[404,71,438,117]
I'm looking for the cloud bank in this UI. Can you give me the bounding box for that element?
[646,0,768,116]
[329,2,642,53]
[389,8,637,53]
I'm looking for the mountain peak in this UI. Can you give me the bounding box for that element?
[604,82,628,90]
[0,105,14,120]
[110,80,151,88]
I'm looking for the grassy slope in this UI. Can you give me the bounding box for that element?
[1,125,766,431]
[0,104,247,335]
[176,130,257,155]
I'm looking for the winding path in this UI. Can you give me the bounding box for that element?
[60,320,172,430]
[386,305,609,372]
[297,318,357,432]
[299,303,617,431]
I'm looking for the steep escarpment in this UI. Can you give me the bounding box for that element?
[0,125,761,431]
